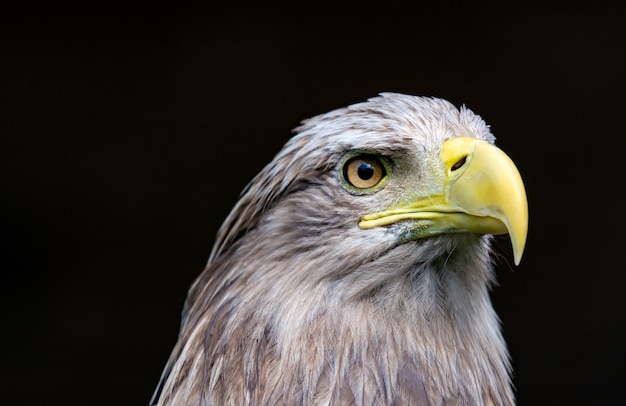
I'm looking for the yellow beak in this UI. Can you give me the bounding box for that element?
[359,137,528,265]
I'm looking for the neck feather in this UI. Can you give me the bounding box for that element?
[159,234,514,405]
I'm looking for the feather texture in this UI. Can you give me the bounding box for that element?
[152,94,515,405]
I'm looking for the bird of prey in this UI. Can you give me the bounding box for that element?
[151,93,528,406]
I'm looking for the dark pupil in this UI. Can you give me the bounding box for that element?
[357,162,374,180]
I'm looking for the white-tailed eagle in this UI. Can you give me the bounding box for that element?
[152,93,528,405]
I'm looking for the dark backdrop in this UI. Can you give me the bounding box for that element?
[2,5,625,405]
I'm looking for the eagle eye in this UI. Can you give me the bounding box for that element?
[342,155,387,190]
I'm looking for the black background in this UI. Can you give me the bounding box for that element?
[2,4,625,405]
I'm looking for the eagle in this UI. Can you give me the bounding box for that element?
[151,93,528,406]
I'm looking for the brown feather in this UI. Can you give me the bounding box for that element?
[152,94,515,405]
